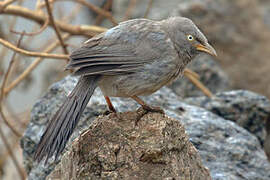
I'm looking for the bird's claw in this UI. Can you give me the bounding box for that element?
[102,109,116,116]
[141,105,165,114]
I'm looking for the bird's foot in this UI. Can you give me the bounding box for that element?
[135,106,164,126]
[131,95,164,114]
[141,105,165,114]
[102,109,116,116]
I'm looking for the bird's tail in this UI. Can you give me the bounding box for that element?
[34,75,100,163]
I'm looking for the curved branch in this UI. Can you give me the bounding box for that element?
[76,0,118,26]
[45,0,68,54]
[39,0,118,25]
[10,17,49,36]
[0,124,25,179]
[0,33,24,137]
[3,34,71,96]
[0,37,69,59]
[184,69,213,97]
[0,0,16,12]
[0,3,107,37]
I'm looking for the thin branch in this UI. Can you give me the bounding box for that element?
[0,34,25,137]
[77,0,118,25]
[4,102,28,128]
[143,0,153,18]
[3,34,71,96]
[0,125,25,180]
[184,68,200,80]
[0,108,21,136]
[0,37,69,59]
[184,69,213,97]
[10,17,49,36]
[0,3,107,37]
[0,0,17,12]
[39,0,118,25]
[35,0,43,11]
[62,3,82,22]
[0,130,20,173]
[95,0,113,25]
[45,0,68,54]
[124,0,137,21]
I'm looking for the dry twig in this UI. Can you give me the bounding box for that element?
[184,68,200,80]
[0,0,17,12]
[0,3,106,37]
[124,0,137,20]
[10,18,49,36]
[0,125,25,180]
[3,34,71,96]
[0,32,25,180]
[95,0,113,25]
[184,69,213,97]
[62,3,82,22]
[143,0,153,18]
[45,0,69,54]
[0,34,24,137]
[39,0,118,25]
[0,37,69,59]
[77,0,118,25]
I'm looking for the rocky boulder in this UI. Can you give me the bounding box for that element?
[21,76,270,180]
[47,111,211,179]
[185,90,270,145]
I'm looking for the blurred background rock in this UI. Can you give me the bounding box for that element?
[1,0,270,179]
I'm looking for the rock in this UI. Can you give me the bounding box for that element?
[21,76,270,180]
[170,0,270,99]
[157,87,270,179]
[264,119,270,161]
[47,111,211,179]
[172,103,270,180]
[168,54,230,97]
[185,90,270,145]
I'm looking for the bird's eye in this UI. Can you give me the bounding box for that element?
[187,35,194,41]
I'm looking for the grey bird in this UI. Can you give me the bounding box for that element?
[34,17,217,163]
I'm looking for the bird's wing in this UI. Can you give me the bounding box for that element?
[67,19,172,76]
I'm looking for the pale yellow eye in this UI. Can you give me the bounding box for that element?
[187,35,194,41]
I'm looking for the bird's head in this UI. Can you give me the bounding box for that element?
[163,17,217,60]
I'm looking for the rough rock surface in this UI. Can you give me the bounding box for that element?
[264,119,270,161]
[169,54,230,97]
[21,76,270,180]
[185,90,270,145]
[172,104,270,180]
[47,111,211,180]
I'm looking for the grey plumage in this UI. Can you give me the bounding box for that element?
[34,76,100,162]
[34,17,216,163]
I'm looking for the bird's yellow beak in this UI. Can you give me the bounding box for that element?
[196,43,217,57]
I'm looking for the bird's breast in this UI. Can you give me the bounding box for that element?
[98,58,183,97]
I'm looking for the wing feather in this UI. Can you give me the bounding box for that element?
[73,64,140,76]
[67,19,170,76]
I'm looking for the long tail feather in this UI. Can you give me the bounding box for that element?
[34,75,100,163]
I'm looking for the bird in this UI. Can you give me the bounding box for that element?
[34,16,217,163]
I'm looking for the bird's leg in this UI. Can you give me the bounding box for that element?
[104,96,116,113]
[131,95,164,114]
